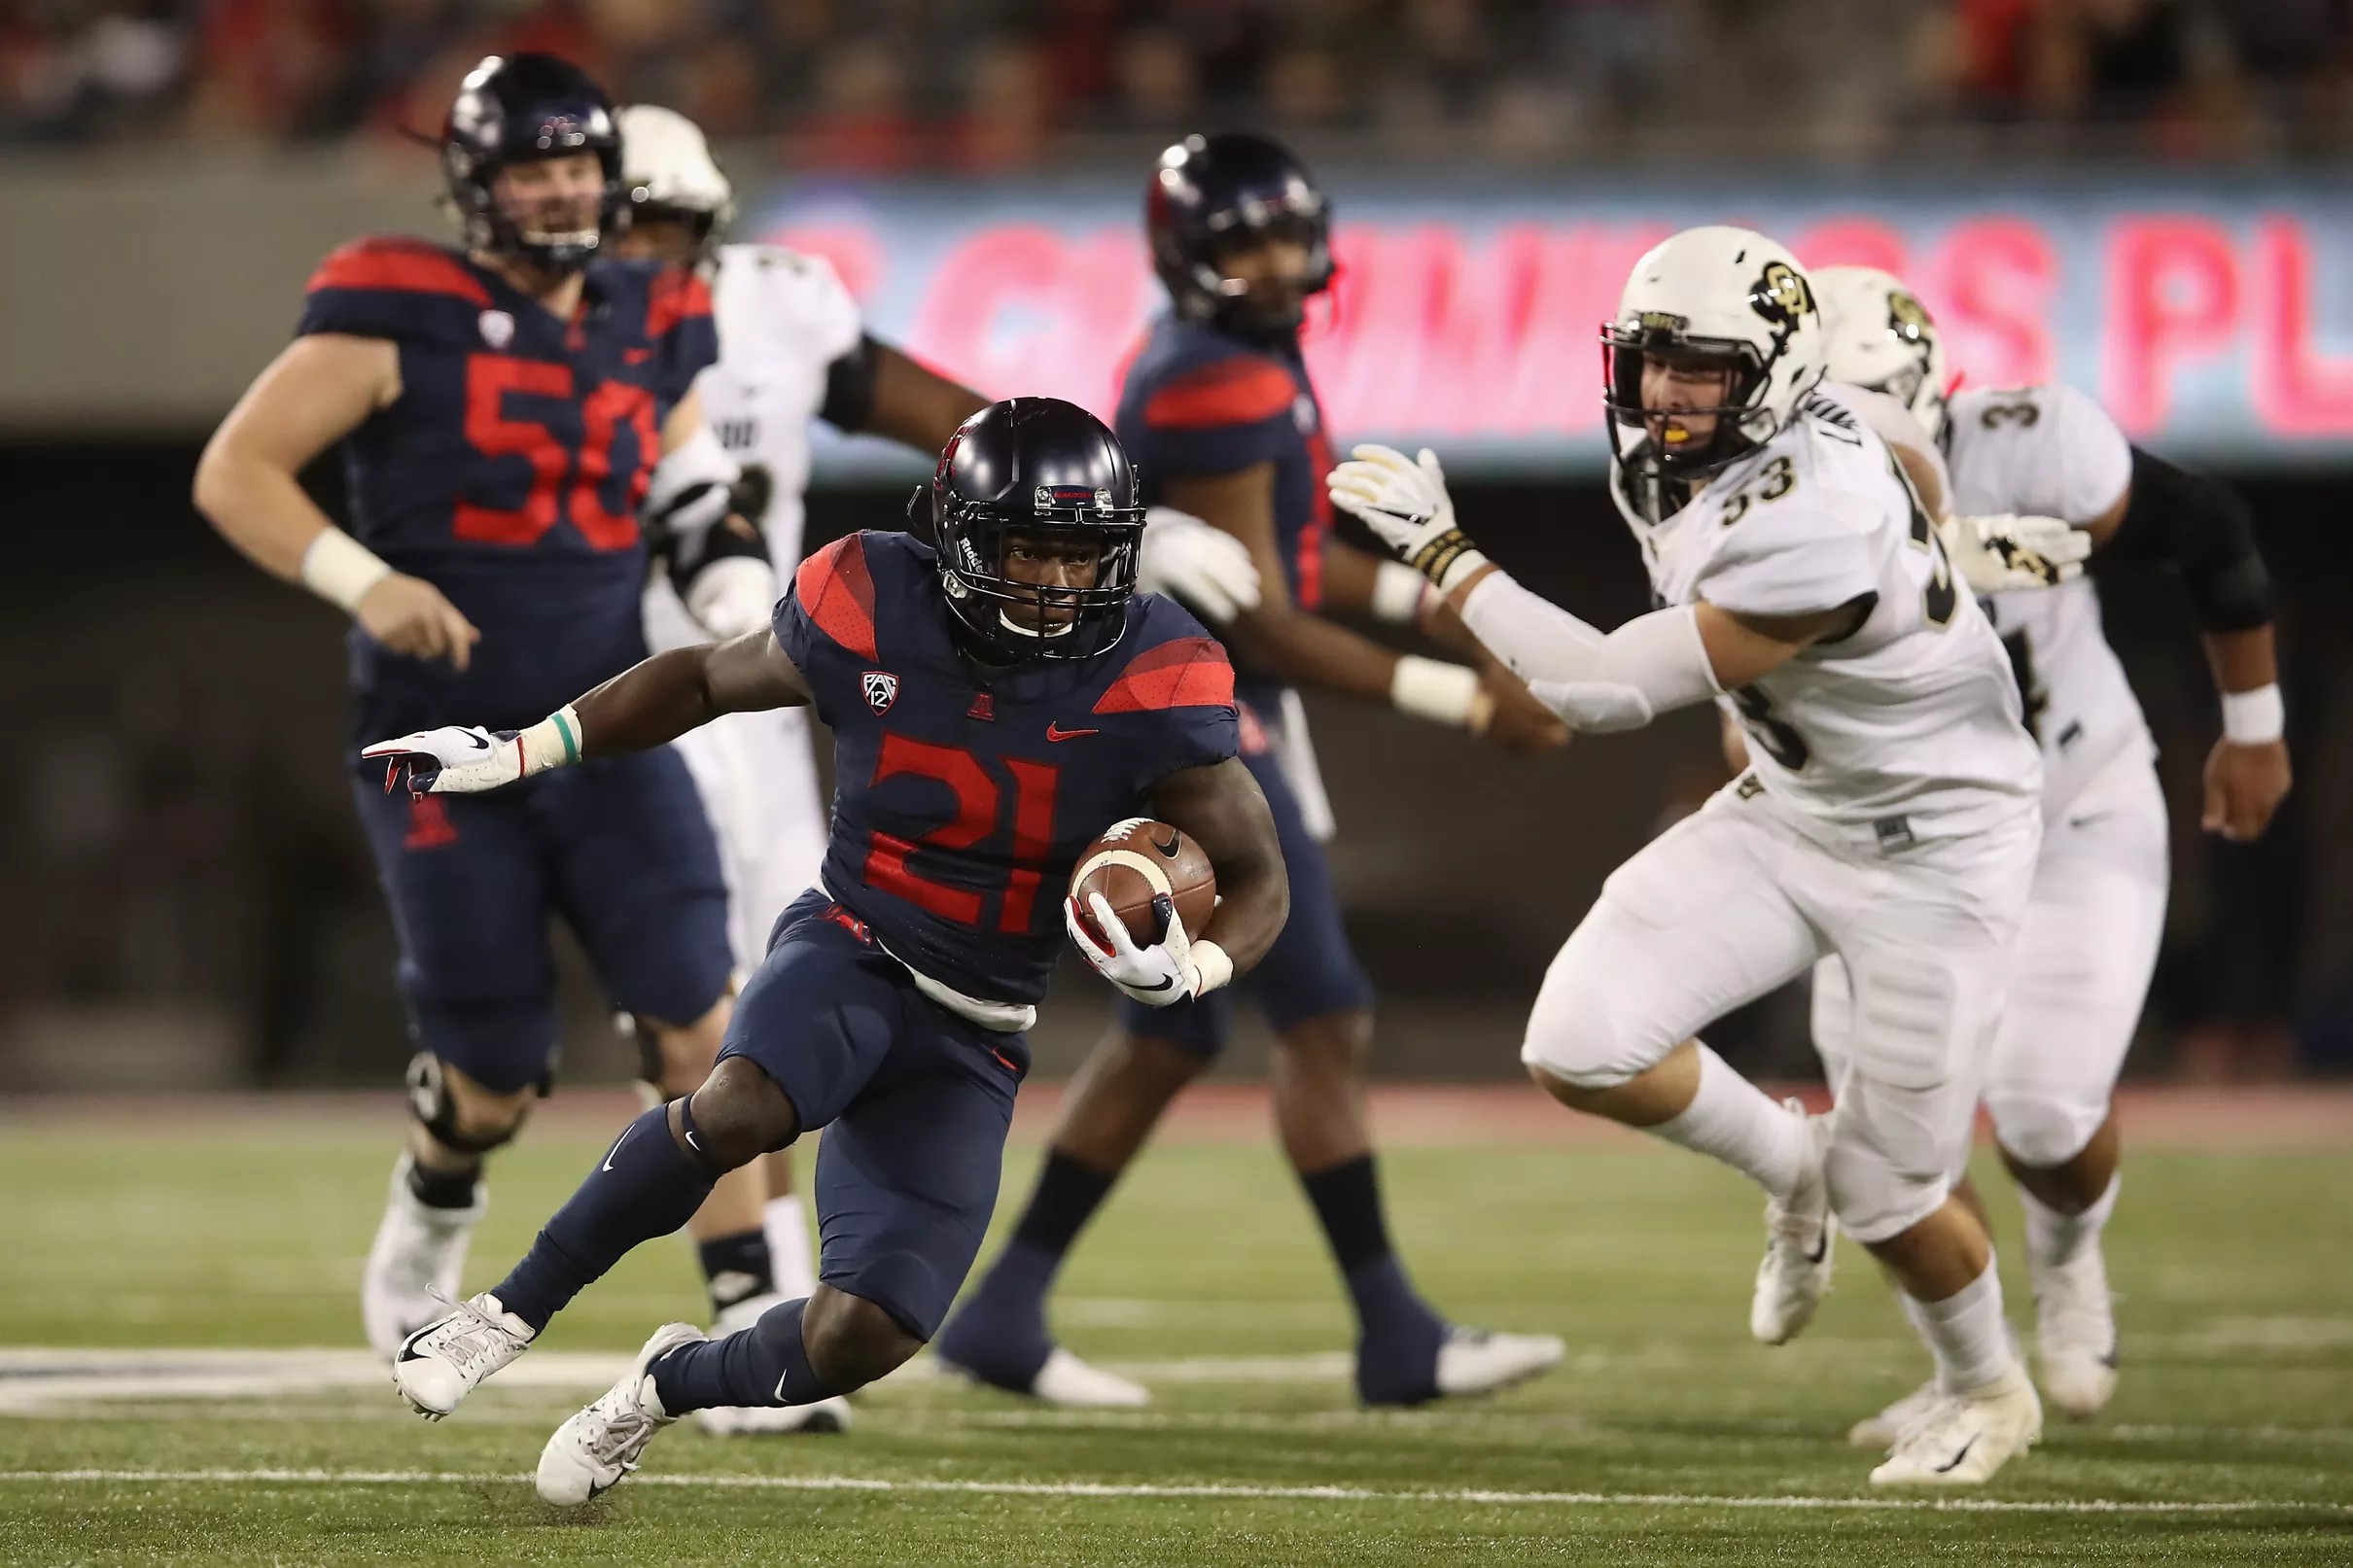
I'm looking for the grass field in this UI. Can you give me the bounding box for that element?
[2,1090,2350,1565]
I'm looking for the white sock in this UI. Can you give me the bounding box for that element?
[2019,1174,2119,1273]
[763,1193,819,1301]
[1902,1258,2015,1392]
[1646,1043,1807,1201]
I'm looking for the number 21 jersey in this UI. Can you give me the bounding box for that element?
[298,235,716,749]
[778,532,1240,1004]
[1612,386,2040,842]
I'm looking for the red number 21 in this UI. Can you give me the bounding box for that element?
[864,735,1061,933]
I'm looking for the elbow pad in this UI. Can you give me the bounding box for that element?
[2110,449,2275,633]
[643,426,740,542]
[819,334,882,432]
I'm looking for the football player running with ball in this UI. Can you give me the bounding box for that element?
[368,400,1290,1507]
[1808,266,2290,1444]
[937,132,1565,1412]
[192,55,784,1417]
[1330,227,2050,1485]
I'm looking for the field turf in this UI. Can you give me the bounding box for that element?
[1,1090,2349,1565]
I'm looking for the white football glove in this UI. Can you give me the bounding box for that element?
[684,554,780,640]
[1323,444,1489,592]
[1066,889,1203,1007]
[1138,506,1262,624]
[361,725,524,795]
[1938,512,2090,594]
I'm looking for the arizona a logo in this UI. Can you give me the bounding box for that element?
[861,670,899,714]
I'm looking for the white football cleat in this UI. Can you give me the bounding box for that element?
[391,1291,533,1419]
[2034,1244,2120,1420]
[1868,1362,2042,1486]
[1002,1346,1151,1409]
[537,1322,702,1507]
[1847,1377,1942,1448]
[1750,1100,1836,1345]
[1433,1328,1566,1398]
[362,1154,485,1360]
[693,1294,854,1436]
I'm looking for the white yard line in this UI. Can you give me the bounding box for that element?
[0,1468,2343,1516]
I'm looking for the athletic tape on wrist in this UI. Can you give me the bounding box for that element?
[299,528,393,614]
[1390,655,1480,727]
[1190,940,1234,997]
[516,705,582,777]
[1371,559,1431,624]
[2222,684,2284,746]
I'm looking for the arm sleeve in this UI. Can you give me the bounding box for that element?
[2105,447,2275,632]
[1459,572,1720,732]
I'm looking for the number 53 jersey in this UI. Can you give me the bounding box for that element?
[299,235,717,749]
[778,531,1241,1006]
[1611,386,2040,846]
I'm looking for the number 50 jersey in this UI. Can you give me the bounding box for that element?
[779,531,1241,1005]
[1611,386,2040,844]
[299,235,717,749]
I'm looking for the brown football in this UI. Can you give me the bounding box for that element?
[1069,818,1217,948]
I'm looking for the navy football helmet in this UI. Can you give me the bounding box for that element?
[441,53,623,272]
[926,399,1145,663]
[1146,131,1333,342]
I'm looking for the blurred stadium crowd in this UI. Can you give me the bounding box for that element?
[10,0,2353,163]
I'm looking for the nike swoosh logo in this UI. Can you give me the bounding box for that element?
[1046,723,1099,742]
[1151,832,1182,859]
[685,1131,703,1152]
[459,733,490,751]
[602,1126,633,1171]
[1933,1435,1977,1474]
[1131,974,1176,993]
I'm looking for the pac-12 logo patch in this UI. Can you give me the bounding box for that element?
[477,309,515,349]
[861,670,899,714]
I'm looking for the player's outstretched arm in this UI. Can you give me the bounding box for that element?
[825,336,990,455]
[1169,465,1563,755]
[194,332,481,669]
[363,630,811,795]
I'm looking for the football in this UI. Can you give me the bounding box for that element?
[1069,818,1217,947]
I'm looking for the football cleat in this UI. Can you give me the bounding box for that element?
[536,1321,702,1507]
[939,1343,1151,1409]
[1750,1100,1837,1345]
[1431,1327,1567,1399]
[1869,1361,2042,1485]
[2034,1244,2120,1420]
[391,1291,533,1419]
[362,1153,485,1360]
[693,1293,853,1436]
[1847,1377,1942,1449]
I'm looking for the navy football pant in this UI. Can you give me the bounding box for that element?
[351,747,734,1094]
[720,890,1025,1340]
[1120,728,1374,1053]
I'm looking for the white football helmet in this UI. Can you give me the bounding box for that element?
[616,104,735,254]
[1602,226,1826,495]
[1814,264,1949,441]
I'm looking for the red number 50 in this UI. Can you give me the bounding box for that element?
[451,353,656,550]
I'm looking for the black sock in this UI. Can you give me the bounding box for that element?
[493,1102,716,1332]
[1299,1154,1393,1273]
[698,1230,775,1316]
[406,1159,480,1211]
[651,1296,838,1414]
[1010,1150,1119,1258]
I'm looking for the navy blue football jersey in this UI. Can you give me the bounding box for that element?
[1115,313,1333,713]
[297,235,717,747]
[776,531,1240,1004]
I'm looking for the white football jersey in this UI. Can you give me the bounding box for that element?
[1943,383,2151,815]
[644,242,864,655]
[1612,387,2040,844]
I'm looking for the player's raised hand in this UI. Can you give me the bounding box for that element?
[2202,735,2291,842]
[1472,667,1571,755]
[1066,890,1203,1007]
[362,725,524,796]
[356,574,483,671]
[1326,445,1490,593]
[1938,513,2090,594]
[1139,506,1262,623]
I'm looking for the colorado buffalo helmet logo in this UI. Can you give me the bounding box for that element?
[1886,289,1934,345]
[1749,261,1815,331]
[861,670,899,714]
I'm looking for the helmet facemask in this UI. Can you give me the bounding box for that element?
[1601,326,1777,488]
[930,490,1144,664]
